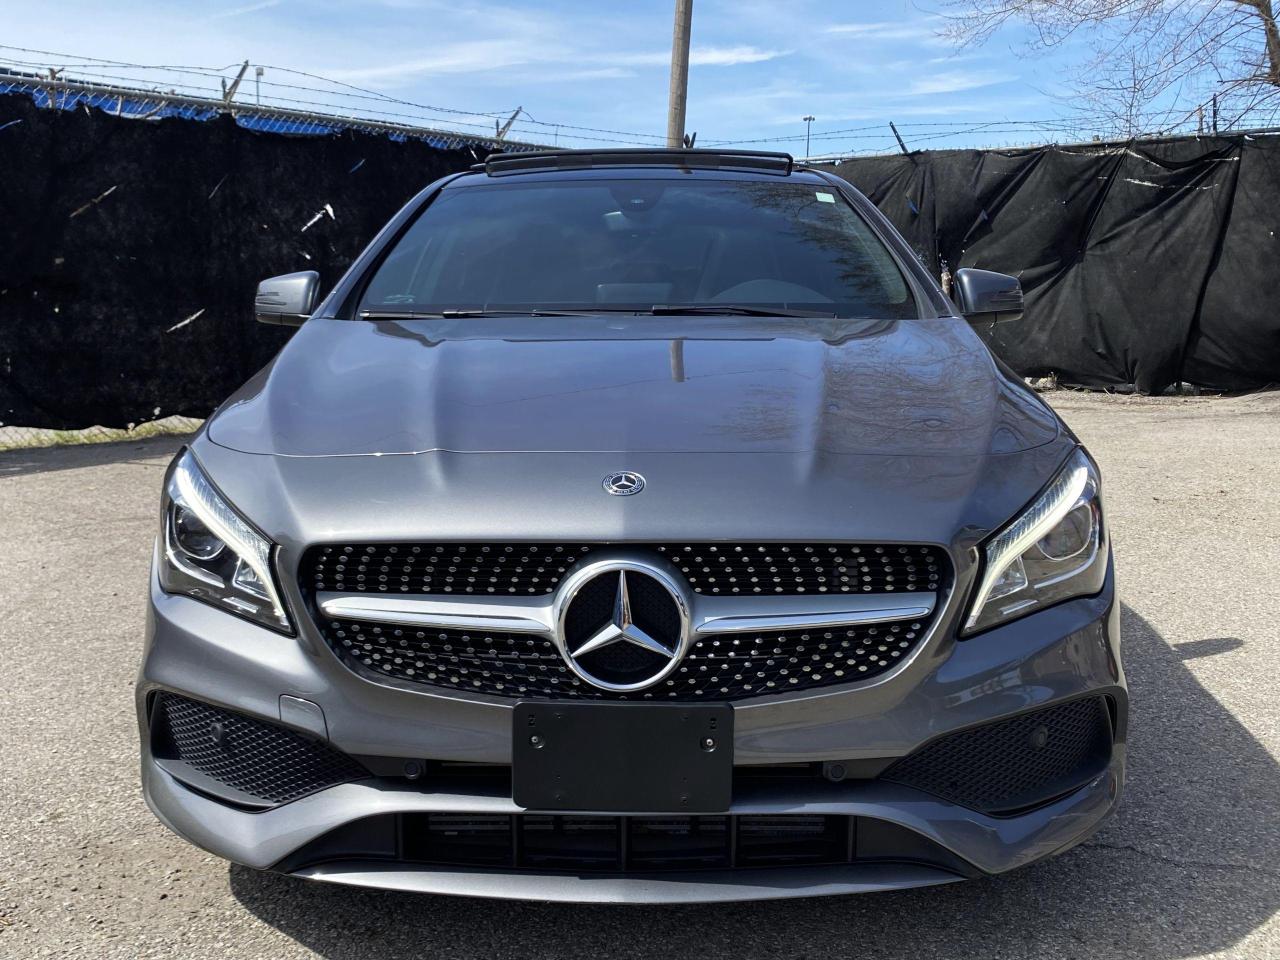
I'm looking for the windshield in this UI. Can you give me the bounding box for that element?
[357,178,917,319]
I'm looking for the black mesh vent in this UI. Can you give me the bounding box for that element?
[563,573,618,639]
[151,693,369,806]
[302,542,945,597]
[881,697,1113,815]
[319,616,931,701]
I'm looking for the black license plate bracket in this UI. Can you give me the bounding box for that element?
[512,701,733,813]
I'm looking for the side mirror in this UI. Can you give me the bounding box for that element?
[255,271,319,326]
[953,268,1023,323]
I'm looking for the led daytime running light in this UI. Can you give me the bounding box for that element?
[171,453,287,625]
[966,454,1090,631]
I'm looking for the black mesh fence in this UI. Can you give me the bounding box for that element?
[0,90,486,447]
[2,90,1278,449]
[833,138,1280,394]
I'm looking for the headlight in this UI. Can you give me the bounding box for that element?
[158,450,292,633]
[964,447,1107,634]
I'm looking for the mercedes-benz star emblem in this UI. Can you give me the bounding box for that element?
[602,471,645,496]
[553,558,691,692]
[571,571,674,660]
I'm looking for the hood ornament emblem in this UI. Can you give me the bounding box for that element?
[602,471,645,496]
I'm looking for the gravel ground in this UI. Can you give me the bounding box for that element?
[1,390,1277,959]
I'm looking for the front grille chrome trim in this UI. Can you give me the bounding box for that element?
[317,590,934,638]
[317,593,553,635]
[692,593,935,636]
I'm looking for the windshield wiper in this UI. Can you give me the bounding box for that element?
[359,308,639,319]
[440,308,640,318]
[360,305,839,320]
[359,310,449,319]
[648,304,838,319]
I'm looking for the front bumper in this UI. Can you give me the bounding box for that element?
[138,562,1126,902]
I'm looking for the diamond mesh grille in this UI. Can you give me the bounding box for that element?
[152,693,369,805]
[319,615,931,700]
[882,697,1113,814]
[302,542,945,597]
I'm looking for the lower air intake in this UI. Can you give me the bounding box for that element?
[881,696,1114,815]
[278,813,979,878]
[150,693,369,808]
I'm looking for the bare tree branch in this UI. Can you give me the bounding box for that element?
[939,0,1280,135]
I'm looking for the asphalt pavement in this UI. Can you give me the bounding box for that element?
[1,390,1277,959]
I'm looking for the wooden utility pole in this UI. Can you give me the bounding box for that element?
[666,0,693,147]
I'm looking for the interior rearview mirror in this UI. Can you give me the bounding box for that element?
[953,268,1023,323]
[255,271,320,326]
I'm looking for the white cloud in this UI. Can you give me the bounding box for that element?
[326,42,784,87]
[205,0,282,20]
[326,38,562,83]
[824,16,950,50]
[515,66,638,83]
[904,70,1015,96]
[690,45,790,66]
[825,17,943,40]
[613,45,788,67]
[927,52,981,65]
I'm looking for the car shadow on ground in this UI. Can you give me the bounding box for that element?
[229,605,1279,960]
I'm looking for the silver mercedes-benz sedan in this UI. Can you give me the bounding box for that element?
[138,149,1125,903]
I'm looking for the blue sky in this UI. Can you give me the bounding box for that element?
[1,0,1091,154]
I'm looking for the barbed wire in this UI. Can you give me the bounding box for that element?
[0,45,523,118]
[705,119,1102,147]
[0,44,670,147]
[2,66,668,146]
[8,42,1280,161]
[0,80,549,164]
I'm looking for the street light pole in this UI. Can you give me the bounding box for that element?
[802,115,815,159]
[666,0,693,147]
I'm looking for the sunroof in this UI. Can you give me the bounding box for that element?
[480,148,795,177]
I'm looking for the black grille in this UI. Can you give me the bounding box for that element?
[882,697,1113,815]
[280,813,979,878]
[150,693,369,807]
[302,542,946,597]
[319,615,932,700]
[409,813,852,871]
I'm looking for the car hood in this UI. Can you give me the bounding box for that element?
[207,315,1058,458]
